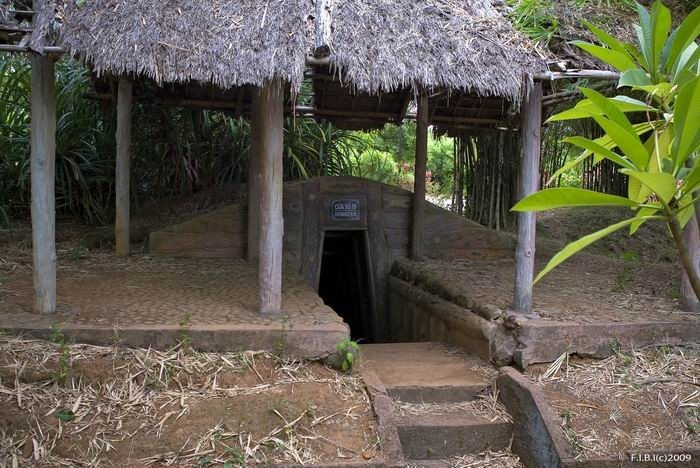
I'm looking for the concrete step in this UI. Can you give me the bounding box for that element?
[359,342,489,403]
[396,413,513,460]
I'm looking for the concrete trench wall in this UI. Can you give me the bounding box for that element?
[387,276,497,362]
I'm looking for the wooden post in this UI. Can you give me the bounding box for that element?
[411,93,429,260]
[115,78,133,257]
[257,81,285,315]
[30,54,57,314]
[681,215,700,312]
[514,82,543,314]
[248,89,261,261]
[314,0,333,58]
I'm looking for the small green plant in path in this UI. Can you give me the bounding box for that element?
[513,1,700,299]
[49,325,71,384]
[335,338,360,372]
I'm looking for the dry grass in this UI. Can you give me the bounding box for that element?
[530,346,700,458]
[0,334,377,466]
[451,449,523,468]
[393,384,512,424]
[404,448,523,468]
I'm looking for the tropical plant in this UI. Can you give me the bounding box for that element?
[512,1,700,298]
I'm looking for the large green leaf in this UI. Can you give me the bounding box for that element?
[580,88,637,136]
[677,193,696,229]
[628,174,653,204]
[591,115,650,169]
[673,43,700,86]
[619,69,652,88]
[665,3,700,74]
[512,188,640,212]
[534,215,664,283]
[672,76,700,171]
[547,95,653,122]
[571,41,638,72]
[583,19,636,59]
[630,205,662,235]
[621,170,677,204]
[564,136,636,169]
[635,1,671,77]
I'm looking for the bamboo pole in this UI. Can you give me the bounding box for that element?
[257,81,285,315]
[30,53,57,314]
[514,83,543,314]
[411,93,429,260]
[115,78,133,257]
[247,89,261,261]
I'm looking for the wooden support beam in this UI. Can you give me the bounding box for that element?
[257,80,285,315]
[514,82,543,314]
[411,93,429,260]
[535,70,621,81]
[115,78,133,257]
[30,53,57,314]
[314,0,333,58]
[396,92,412,124]
[247,89,261,262]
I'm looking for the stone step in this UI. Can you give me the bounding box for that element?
[359,342,489,403]
[396,413,513,460]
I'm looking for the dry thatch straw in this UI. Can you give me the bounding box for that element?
[0,334,376,466]
[30,0,545,99]
[329,0,546,101]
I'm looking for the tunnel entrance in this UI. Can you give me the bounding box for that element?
[318,230,375,342]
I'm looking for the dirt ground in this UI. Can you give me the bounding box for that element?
[0,335,379,466]
[398,207,697,323]
[525,346,700,459]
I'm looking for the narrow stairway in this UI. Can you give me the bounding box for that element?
[360,342,514,467]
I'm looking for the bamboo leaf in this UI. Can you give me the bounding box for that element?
[534,216,663,283]
[512,188,640,212]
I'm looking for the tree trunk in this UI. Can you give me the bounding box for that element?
[680,215,700,311]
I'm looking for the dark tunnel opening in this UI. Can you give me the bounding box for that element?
[318,230,375,342]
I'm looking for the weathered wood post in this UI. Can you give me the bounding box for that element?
[257,81,285,315]
[30,53,57,314]
[115,78,133,257]
[247,89,261,261]
[681,216,700,312]
[411,93,429,260]
[514,82,543,314]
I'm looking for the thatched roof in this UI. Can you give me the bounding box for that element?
[32,0,313,91]
[327,0,544,101]
[26,0,544,101]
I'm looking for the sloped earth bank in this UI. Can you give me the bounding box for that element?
[0,335,380,466]
[525,346,700,459]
